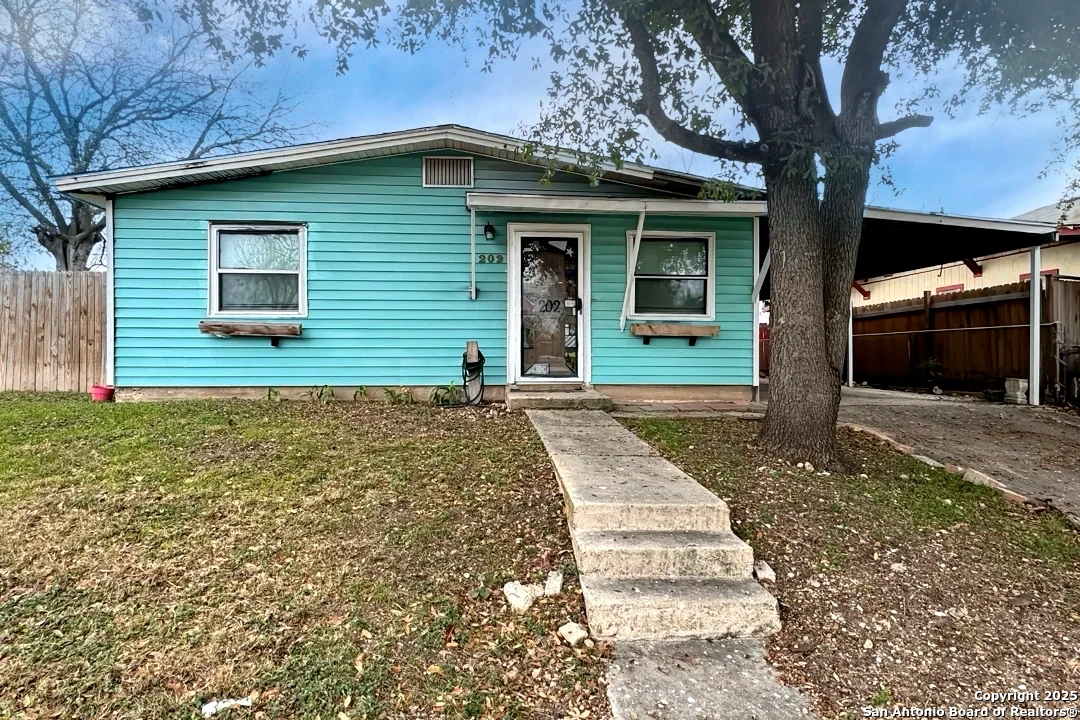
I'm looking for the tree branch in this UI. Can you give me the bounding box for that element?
[748,0,801,92]
[876,113,933,139]
[841,0,909,113]
[796,0,835,123]
[679,0,759,112]
[624,12,766,165]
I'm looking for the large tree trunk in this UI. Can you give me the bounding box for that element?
[758,155,840,466]
[821,153,873,377]
[34,204,104,271]
[759,149,874,468]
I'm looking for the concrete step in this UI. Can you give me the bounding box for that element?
[574,530,754,579]
[547,453,732,533]
[581,576,781,641]
[507,389,614,411]
[510,382,584,392]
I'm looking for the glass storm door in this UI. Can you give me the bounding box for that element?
[521,236,580,379]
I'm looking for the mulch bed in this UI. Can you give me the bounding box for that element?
[625,416,1080,719]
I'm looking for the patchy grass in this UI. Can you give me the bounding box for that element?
[0,394,608,719]
[624,417,1080,718]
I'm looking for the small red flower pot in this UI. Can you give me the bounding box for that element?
[90,384,115,402]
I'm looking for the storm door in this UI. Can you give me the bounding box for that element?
[520,236,581,379]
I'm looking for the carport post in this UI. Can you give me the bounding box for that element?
[847,297,854,388]
[1029,245,1042,406]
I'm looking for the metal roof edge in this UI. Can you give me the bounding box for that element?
[863,206,1057,234]
[53,124,663,194]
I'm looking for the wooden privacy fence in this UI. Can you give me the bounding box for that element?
[0,272,106,392]
[851,278,1080,402]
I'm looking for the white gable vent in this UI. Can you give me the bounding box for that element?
[423,156,474,187]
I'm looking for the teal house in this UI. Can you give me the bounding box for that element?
[56,125,770,402]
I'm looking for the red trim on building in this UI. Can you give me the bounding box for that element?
[1019,268,1059,281]
[935,283,965,294]
[852,281,871,299]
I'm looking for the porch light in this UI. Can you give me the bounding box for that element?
[483,222,496,241]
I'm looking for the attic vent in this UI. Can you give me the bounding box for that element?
[423,156,473,187]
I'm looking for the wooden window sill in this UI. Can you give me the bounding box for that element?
[198,320,302,347]
[630,322,720,346]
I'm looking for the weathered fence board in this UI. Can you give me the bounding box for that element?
[0,271,106,392]
[849,279,1079,399]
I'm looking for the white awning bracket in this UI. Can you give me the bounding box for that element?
[620,210,648,331]
[752,248,771,300]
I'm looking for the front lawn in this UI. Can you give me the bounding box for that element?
[0,395,607,719]
[625,417,1080,718]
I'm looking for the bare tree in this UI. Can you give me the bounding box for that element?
[0,0,308,270]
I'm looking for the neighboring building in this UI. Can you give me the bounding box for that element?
[52,125,1055,402]
[851,202,1079,306]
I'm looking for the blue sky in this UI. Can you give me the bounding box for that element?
[16,27,1073,268]
[270,37,1072,220]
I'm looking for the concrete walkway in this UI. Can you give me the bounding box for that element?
[526,409,812,719]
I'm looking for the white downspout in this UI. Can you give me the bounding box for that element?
[1029,244,1041,405]
[105,196,115,386]
[470,207,477,300]
[620,207,647,331]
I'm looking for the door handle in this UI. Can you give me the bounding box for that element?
[575,297,583,312]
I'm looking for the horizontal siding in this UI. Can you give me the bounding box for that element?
[481,211,754,386]
[113,151,752,389]
[591,215,752,385]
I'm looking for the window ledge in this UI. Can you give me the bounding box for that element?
[630,322,719,346]
[198,320,302,347]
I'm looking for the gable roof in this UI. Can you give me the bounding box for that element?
[53,124,723,204]
[1014,200,1080,227]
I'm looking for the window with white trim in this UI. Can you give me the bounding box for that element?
[627,232,715,319]
[209,224,307,316]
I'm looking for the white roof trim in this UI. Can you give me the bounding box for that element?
[864,207,1056,235]
[54,125,657,196]
[466,192,769,216]
[468,194,1057,230]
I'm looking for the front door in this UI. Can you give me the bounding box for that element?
[509,224,590,383]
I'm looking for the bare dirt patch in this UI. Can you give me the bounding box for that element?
[625,417,1080,719]
[0,395,609,719]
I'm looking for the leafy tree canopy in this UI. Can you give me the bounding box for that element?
[169,0,1080,181]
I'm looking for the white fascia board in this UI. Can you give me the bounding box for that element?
[54,126,656,195]
[55,128,469,192]
[466,193,768,216]
[58,191,107,208]
[864,207,1056,235]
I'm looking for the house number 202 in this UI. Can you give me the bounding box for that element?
[477,254,505,263]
